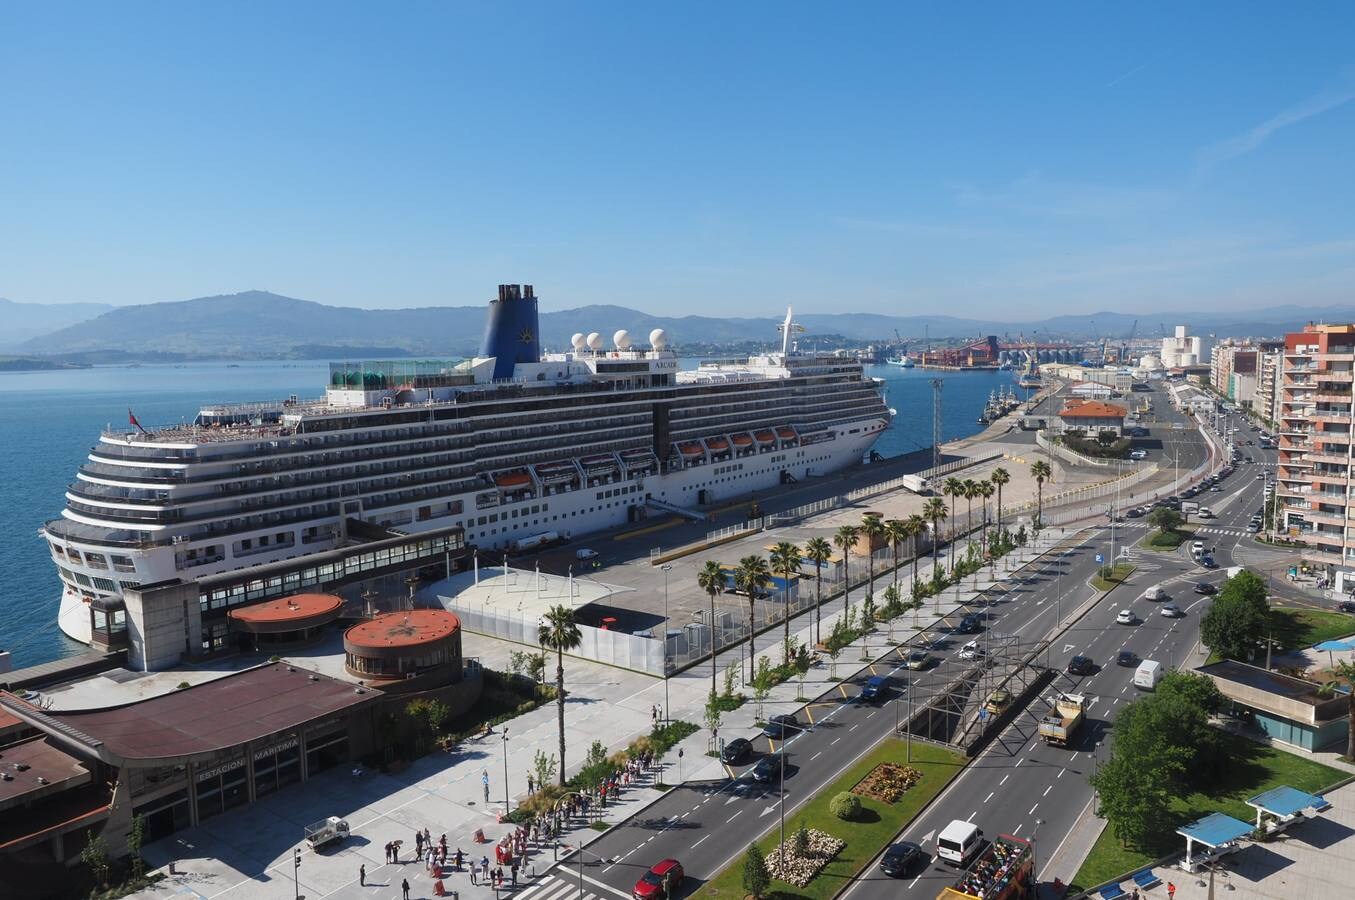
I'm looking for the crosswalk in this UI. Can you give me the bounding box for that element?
[1115,522,1249,537]
[515,872,628,900]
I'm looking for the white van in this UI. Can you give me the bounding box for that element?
[937,819,984,866]
[1143,585,1167,602]
[1134,659,1163,691]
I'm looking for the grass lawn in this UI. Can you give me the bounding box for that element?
[1138,526,1194,552]
[692,740,965,900]
[1269,606,1355,652]
[1092,563,1136,592]
[1071,732,1345,892]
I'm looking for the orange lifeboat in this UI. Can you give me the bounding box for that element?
[679,442,704,457]
[706,437,730,452]
[777,427,798,440]
[754,430,776,444]
[495,472,532,488]
[731,433,753,448]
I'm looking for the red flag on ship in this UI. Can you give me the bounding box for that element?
[128,408,147,434]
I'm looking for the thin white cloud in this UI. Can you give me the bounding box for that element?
[1198,77,1355,168]
[952,173,1173,219]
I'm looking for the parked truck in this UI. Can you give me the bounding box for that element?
[304,816,350,849]
[1037,693,1085,747]
[902,474,932,495]
[936,833,1033,900]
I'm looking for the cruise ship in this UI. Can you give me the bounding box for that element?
[47,285,891,648]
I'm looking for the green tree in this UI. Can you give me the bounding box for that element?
[905,513,927,584]
[126,813,147,880]
[1030,460,1052,526]
[1090,751,1173,848]
[533,750,558,791]
[697,560,727,697]
[538,604,583,785]
[1201,585,1269,661]
[793,822,810,859]
[735,554,773,683]
[990,467,1011,529]
[770,541,803,666]
[961,478,978,551]
[80,832,111,889]
[804,536,832,647]
[860,513,885,600]
[405,697,450,748]
[742,842,771,898]
[1146,506,1183,534]
[753,657,774,720]
[884,518,907,588]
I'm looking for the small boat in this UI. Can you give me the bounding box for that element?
[678,442,704,457]
[705,437,730,452]
[753,430,776,444]
[886,357,914,368]
[581,453,619,471]
[495,471,532,489]
[777,426,798,441]
[731,433,753,448]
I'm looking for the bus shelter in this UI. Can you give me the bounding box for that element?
[1246,785,1331,836]
[1176,812,1252,873]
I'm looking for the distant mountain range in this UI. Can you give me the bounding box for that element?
[9,290,1355,359]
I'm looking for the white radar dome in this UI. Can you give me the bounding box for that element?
[571,332,587,351]
[613,329,632,350]
[586,332,604,351]
[649,328,669,350]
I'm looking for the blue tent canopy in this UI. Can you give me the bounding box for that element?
[1177,812,1252,848]
[1247,786,1328,818]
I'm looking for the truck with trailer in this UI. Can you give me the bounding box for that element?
[304,816,350,849]
[936,833,1034,900]
[902,474,932,495]
[1037,693,1085,747]
[509,531,562,553]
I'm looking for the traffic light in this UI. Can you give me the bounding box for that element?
[294,848,301,869]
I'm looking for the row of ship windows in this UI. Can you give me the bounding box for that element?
[678,454,833,491]
[465,497,643,544]
[50,545,136,572]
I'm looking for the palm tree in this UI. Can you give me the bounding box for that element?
[978,481,995,556]
[834,525,860,611]
[860,513,885,602]
[990,467,1011,531]
[883,518,908,587]
[770,542,803,666]
[1031,460,1053,526]
[735,554,772,682]
[697,561,727,698]
[923,497,947,571]
[905,513,928,584]
[1333,661,1355,761]
[804,537,832,647]
[538,604,583,785]
[943,477,964,568]
[961,478,978,552]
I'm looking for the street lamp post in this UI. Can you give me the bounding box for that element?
[1031,818,1045,893]
[502,727,511,815]
[660,563,673,722]
[292,847,301,900]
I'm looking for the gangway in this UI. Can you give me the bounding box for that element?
[645,498,708,523]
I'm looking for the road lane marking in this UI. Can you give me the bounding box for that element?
[693,835,709,848]
[831,737,841,746]
[727,811,742,823]
[1043,785,1052,796]
[967,810,976,822]
[1057,768,1066,779]
[984,792,994,803]
[999,774,1009,786]
[1029,803,1039,815]
[811,751,822,761]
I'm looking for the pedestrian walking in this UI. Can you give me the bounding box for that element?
[511,860,519,885]
[455,848,464,870]
[1167,882,1176,900]
[483,770,491,804]
[402,877,411,900]
[416,832,424,857]
[471,863,478,884]
[359,864,366,886]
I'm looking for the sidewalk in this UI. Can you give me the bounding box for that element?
[128,528,1074,900]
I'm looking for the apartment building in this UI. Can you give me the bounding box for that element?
[1277,324,1355,591]
[1256,347,1284,427]
[1211,341,1260,406]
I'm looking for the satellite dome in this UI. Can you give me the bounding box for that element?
[613,329,632,350]
[586,332,604,351]
[570,332,586,351]
[649,328,669,350]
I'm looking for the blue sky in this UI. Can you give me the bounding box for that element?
[1,2,1352,318]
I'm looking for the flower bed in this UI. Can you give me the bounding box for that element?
[765,828,846,887]
[850,762,922,804]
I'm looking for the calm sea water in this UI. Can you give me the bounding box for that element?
[0,359,1006,669]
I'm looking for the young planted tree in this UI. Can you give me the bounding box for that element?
[742,842,771,899]
[905,513,927,585]
[538,604,583,785]
[884,518,907,587]
[804,536,832,647]
[735,554,772,683]
[697,560,727,697]
[923,497,948,570]
[770,542,803,667]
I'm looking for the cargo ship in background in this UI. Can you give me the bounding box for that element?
[46,285,892,647]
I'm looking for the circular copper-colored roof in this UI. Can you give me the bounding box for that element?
[345,609,461,652]
[228,593,344,633]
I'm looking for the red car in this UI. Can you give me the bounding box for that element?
[633,859,684,900]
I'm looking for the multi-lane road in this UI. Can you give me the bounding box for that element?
[523,391,1301,900]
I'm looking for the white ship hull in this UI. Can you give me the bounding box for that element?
[57,417,886,644]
